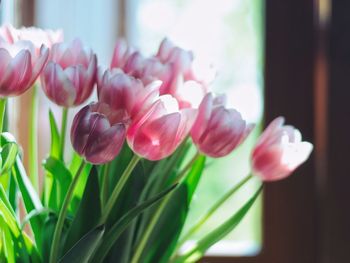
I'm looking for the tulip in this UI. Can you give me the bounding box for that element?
[15,26,63,49]
[191,93,253,158]
[0,41,49,97]
[97,69,160,121]
[71,102,126,164]
[110,39,135,69]
[0,24,63,48]
[41,39,97,107]
[251,117,313,181]
[127,95,197,160]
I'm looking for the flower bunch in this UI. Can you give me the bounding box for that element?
[0,24,312,263]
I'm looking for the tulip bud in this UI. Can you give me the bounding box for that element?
[191,93,253,158]
[127,95,197,160]
[251,117,313,181]
[0,41,49,97]
[41,39,97,107]
[71,102,126,164]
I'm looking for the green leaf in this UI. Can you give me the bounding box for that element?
[43,156,72,209]
[0,132,18,175]
[0,184,15,217]
[63,167,101,254]
[176,185,263,263]
[138,155,206,263]
[49,110,61,159]
[58,225,105,263]
[91,183,178,263]
[12,156,43,248]
[0,200,39,263]
[101,144,146,263]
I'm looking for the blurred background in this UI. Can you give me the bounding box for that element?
[1,0,349,262]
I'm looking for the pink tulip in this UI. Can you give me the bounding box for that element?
[110,39,135,69]
[0,40,49,97]
[71,102,126,164]
[123,52,174,94]
[191,93,253,158]
[251,117,313,181]
[156,38,215,85]
[0,24,16,43]
[97,69,160,121]
[127,95,197,160]
[0,24,63,48]
[123,51,205,109]
[41,39,97,107]
[15,26,63,49]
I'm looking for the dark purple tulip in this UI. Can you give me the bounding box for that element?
[71,102,126,164]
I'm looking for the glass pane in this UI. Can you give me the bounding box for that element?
[133,0,264,256]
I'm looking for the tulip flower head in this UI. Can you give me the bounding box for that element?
[0,24,63,49]
[0,40,49,97]
[71,102,126,164]
[41,39,97,107]
[251,117,313,181]
[98,69,161,121]
[127,95,197,160]
[110,39,136,69]
[191,93,253,158]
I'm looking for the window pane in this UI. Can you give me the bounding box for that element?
[133,0,264,256]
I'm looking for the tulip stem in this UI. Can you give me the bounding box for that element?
[175,173,253,251]
[130,152,201,263]
[49,159,86,263]
[101,163,110,209]
[174,151,201,183]
[29,86,39,191]
[100,154,141,223]
[0,98,6,136]
[60,108,68,162]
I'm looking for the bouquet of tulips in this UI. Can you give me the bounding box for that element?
[0,24,313,263]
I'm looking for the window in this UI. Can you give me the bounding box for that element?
[13,0,350,262]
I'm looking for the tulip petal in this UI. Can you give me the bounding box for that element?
[85,123,126,164]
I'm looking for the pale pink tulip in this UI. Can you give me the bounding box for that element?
[127,95,197,160]
[41,39,97,107]
[71,102,126,164]
[0,24,63,48]
[110,39,135,69]
[123,51,205,109]
[251,117,313,181]
[191,93,253,158]
[0,40,49,97]
[97,69,160,121]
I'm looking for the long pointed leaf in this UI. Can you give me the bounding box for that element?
[91,183,178,262]
[63,166,101,254]
[43,156,72,209]
[58,225,105,263]
[176,185,263,263]
[12,156,43,247]
[140,155,206,263]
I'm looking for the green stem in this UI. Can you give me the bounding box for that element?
[176,174,253,251]
[101,163,110,209]
[130,192,171,263]
[0,98,6,136]
[49,160,86,263]
[100,154,141,223]
[59,108,68,162]
[29,87,39,191]
[173,152,200,183]
[130,152,200,263]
